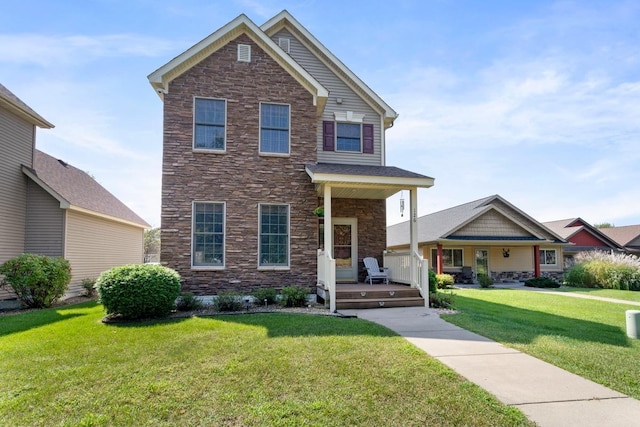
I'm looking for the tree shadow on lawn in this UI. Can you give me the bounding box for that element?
[106,312,397,339]
[444,294,631,348]
[0,301,97,337]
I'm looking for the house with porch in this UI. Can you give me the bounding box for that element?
[147,11,434,311]
[387,195,568,283]
[542,218,622,266]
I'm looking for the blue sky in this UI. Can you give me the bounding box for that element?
[2,0,639,228]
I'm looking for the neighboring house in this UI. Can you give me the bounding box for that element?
[147,11,434,309]
[542,218,622,266]
[387,195,568,283]
[0,84,150,300]
[599,225,640,257]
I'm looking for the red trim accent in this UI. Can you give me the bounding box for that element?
[534,245,541,277]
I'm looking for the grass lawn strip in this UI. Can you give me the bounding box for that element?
[552,287,640,303]
[442,289,640,400]
[0,302,533,426]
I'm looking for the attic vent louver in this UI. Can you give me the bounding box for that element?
[237,44,251,62]
[278,37,290,53]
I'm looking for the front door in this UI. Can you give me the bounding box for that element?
[333,218,358,282]
[475,249,489,277]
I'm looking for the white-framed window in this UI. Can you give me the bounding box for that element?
[431,248,463,269]
[260,103,290,155]
[336,122,361,152]
[193,97,226,151]
[192,202,225,268]
[259,204,289,268]
[540,249,557,266]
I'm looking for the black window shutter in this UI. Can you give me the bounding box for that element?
[322,121,335,151]
[362,123,374,154]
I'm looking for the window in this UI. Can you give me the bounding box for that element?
[540,249,557,265]
[336,123,361,152]
[192,202,225,267]
[259,204,289,267]
[431,248,463,269]
[260,103,290,154]
[194,98,225,150]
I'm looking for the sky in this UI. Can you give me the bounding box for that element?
[2,0,639,228]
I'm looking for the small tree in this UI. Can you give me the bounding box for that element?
[144,227,161,262]
[0,254,71,308]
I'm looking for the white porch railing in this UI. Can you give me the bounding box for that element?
[317,249,336,312]
[384,250,430,307]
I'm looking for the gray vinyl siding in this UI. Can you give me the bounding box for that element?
[0,107,34,299]
[64,210,144,297]
[272,29,384,166]
[25,179,64,257]
[0,107,33,267]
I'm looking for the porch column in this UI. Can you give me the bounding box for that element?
[409,187,418,287]
[534,245,541,278]
[324,185,335,313]
[437,243,444,274]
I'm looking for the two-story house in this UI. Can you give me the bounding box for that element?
[0,83,149,301]
[148,11,434,311]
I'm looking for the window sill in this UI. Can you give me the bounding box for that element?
[193,148,226,154]
[259,152,290,158]
[191,266,225,271]
[258,266,290,271]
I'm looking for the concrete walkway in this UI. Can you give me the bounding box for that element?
[340,305,640,427]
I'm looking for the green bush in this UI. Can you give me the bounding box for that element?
[280,286,308,307]
[428,269,437,294]
[0,253,71,308]
[252,287,278,305]
[96,264,181,319]
[524,277,561,288]
[214,291,243,312]
[435,274,454,289]
[477,273,494,288]
[81,278,97,298]
[564,264,596,288]
[176,292,203,311]
[564,251,640,290]
[429,291,455,309]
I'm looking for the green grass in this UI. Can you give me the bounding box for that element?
[442,289,640,399]
[0,302,532,426]
[553,286,640,302]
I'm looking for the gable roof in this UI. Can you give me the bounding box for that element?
[387,195,567,248]
[0,83,54,129]
[261,10,398,128]
[22,150,149,228]
[147,13,328,115]
[599,225,640,247]
[542,218,621,250]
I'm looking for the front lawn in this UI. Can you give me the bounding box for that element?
[442,289,640,399]
[0,302,532,426]
[553,287,640,303]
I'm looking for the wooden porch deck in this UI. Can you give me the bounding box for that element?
[317,283,426,310]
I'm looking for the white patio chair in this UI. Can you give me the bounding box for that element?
[363,257,389,285]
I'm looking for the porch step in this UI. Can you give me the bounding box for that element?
[336,297,425,310]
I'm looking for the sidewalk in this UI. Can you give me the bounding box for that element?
[339,305,640,427]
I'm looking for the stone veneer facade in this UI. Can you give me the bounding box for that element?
[160,34,388,295]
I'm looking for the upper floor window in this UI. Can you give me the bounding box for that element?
[192,202,225,268]
[540,249,557,265]
[194,98,226,151]
[260,103,290,155]
[259,204,289,268]
[336,123,361,152]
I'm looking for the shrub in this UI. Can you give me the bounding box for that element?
[0,254,71,308]
[252,287,278,305]
[81,278,97,298]
[96,264,181,320]
[524,277,561,288]
[564,264,596,288]
[429,291,455,309]
[280,286,309,307]
[477,273,494,288]
[428,269,437,294]
[214,291,243,312]
[564,251,640,290]
[176,292,203,311]
[435,274,454,289]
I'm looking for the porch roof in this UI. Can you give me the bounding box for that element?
[305,162,434,199]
